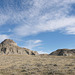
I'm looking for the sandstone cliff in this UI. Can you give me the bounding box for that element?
[0,39,38,55]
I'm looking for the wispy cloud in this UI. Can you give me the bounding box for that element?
[13,0,75,37]
[38,50,48,54]
[0,0,75,37]
[0,14,9,26]
[0,35,9,43]
[24,40,42,50]
[65,26,75,34]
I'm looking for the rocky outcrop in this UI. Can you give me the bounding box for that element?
[1,39,17,46]
[0,39,38,55]
[50,49,75,56]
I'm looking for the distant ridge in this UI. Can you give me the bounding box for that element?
[0,39,38,55]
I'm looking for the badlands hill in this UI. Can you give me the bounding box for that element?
[0,39,38,55]
[50,49,75,56]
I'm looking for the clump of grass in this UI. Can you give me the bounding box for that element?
[65,63,74,66]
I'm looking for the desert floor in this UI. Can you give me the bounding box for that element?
[0,55,75,75]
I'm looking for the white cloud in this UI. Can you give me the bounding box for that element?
[13,0,75,37]
[33,40,42,44]
[0,35,9,43]
[38,50,48,54]
[0,14,9,26]
[0,0,75,37]
[14,17,75,36]
[65,26,75,34]
[24,40,42,50]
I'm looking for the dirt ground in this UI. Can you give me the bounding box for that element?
[0,55,75,75]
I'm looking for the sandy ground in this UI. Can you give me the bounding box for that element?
[0,55,75,75]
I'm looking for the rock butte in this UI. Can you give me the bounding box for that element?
[0,39,38,55]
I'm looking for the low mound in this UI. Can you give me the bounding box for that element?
[50,49,75,56]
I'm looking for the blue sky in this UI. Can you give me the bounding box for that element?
[0,0,75,54]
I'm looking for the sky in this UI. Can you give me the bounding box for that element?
[0,0,75,54]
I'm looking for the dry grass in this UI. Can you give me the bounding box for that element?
[0,55,75,75]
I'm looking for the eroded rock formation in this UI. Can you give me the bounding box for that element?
[0,39,38,55]
[50,49,75,56]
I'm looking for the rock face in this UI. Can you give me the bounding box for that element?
[0,39,38,55]
[50,49,75,56]
[1,39,17,46]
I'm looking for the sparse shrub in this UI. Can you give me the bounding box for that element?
[65,64,74,66]
[21,70,26,72]
[53,64,57,66]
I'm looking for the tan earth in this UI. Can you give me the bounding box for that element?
[0,55,75,75]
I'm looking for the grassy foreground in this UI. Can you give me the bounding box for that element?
[0,55,75,75]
